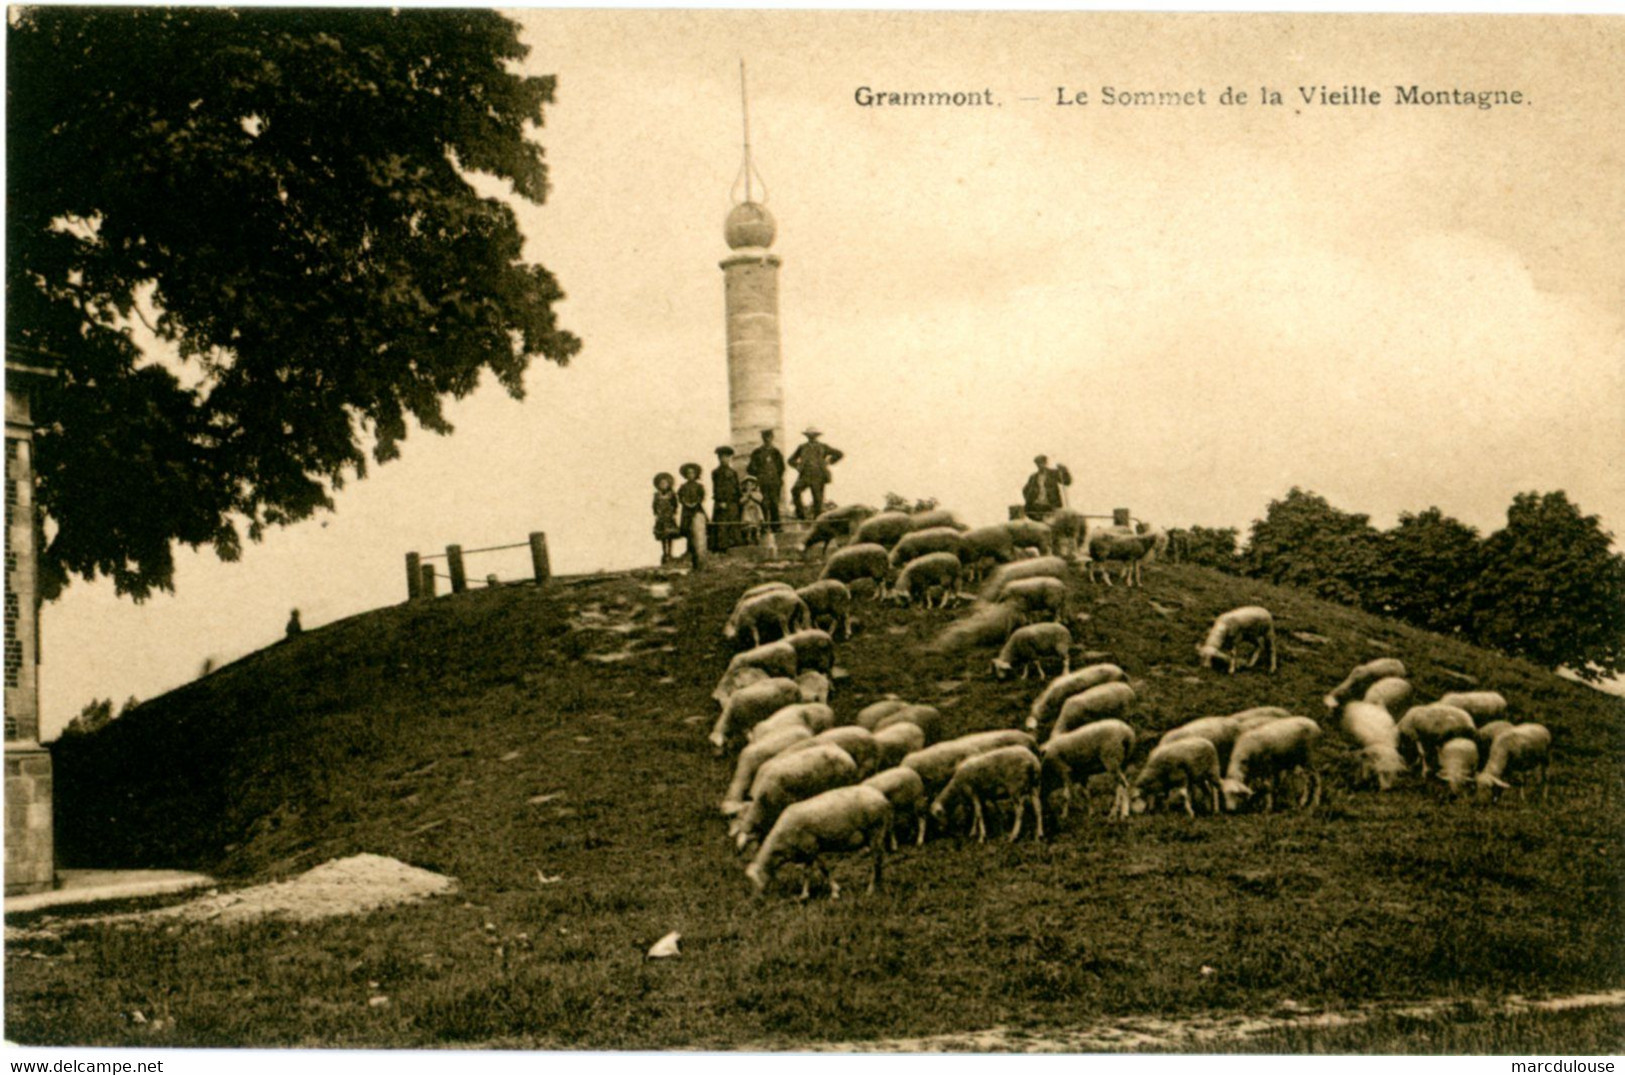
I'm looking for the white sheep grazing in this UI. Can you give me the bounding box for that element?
[1004,518,1055,556]
[929,602,1023,655]
[908,508,967,533]
[709,676,804,754]
[872,721,927,770]
[901,730,1038,800]
[1221,716,1323,812]
[1196,606,1277,674]
[856,698,910,730]
[957,525,1017,581]
[930,746,1044,842]
[740,580,795,599]
[721,726,816,814]
[798,725,881,778]
[873,704,944,746]
[1437,691,1509,722]
[1084,529,1163,587]
[1362,676,1413,712]
[991,622,1072,681]
[890,527,968,569]
[1046,509,1087,559]
[818,543,892,598]
[1476,723,1552,804]
[978,556,1069,602]
[890,551,964,609]
[745,785,892,899]
[862,766,928,847]
[713,639,799,703]
[998,576,1068,625]
[747,702,837,744]
[1396,703,1476,778]
[782,629,837,676]
[1436,738,1480,797]
[732,742,860,850]
[1052,681,1136,738]
[800,504,877,559]
[1159,715,1249,771]
[1229,706,1292,730]
[796,579,853,641]
[1339,701,1406,791]
[1039,719,1135,822]
[1026,664,1129,734]
[852,512,914,549]
[1323,658,1408,711]
[796,670,831,705]
[1130,737,1223,818]
[1474,719,1514,764]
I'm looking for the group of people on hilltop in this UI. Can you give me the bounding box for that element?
[653,427,844,568]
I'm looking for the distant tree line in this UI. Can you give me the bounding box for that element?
[1167,488,1625,681]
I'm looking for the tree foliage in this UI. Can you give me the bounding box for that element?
[61,695,139,738]
[1469,492,1625,681]
[1237,488,1624,680]
[8,8,579,600]
[1243,488,1385,609]
[1167,525,1242,572]
[1369,508,1481,636]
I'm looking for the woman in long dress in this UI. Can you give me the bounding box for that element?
[677,463,707,568]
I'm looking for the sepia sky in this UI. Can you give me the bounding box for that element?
[38,11,1624,736]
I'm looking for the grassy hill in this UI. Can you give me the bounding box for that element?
[12,558,1625,1049]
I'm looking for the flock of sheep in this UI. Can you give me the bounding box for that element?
[700,503,1555,899]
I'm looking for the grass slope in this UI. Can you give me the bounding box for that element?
[13,560,1625,1049]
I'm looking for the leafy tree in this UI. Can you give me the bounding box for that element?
[1243,488,1385,608]
[60,695,138,738]
[1369,508,1482,635]
[1168,525,1242,572]
[9,8,579,600]
[1468,491,1625,680]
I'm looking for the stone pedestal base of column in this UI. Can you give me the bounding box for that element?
[6,742,54,895]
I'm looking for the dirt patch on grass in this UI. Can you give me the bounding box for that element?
[108,854,455,927]
[794,990,1625,1052]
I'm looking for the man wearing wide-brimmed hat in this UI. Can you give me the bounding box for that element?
[709,445,742,553]
[789,426,844,521]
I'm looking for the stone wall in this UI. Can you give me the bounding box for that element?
[6,745,53,893]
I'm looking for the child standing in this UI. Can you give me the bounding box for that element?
[677,462,707,568]
[739,475,765,548]
[738,475,776,555]
[651,472,680,564]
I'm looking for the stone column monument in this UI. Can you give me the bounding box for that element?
[720,63,788,523]
[6,357,54,894]
[720,202,784,469]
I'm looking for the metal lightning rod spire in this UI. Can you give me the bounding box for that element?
[740,59,752,204]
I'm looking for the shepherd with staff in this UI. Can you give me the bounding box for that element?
[1022,454,1072,522]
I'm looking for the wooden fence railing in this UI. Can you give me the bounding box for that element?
[405,532,550,600]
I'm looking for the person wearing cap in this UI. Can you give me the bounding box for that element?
[710,446,742,553]
[789,426,845,521]
[747,429,787,534]
[651,471,681,564]
[677,462,707,568]
[1022,454,1072,521]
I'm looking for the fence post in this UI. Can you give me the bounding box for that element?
[529,532,551,584]
[420,563,437,598]
[1113,508,1131,529]
[447,544,467,594]
[406,552,422,600]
